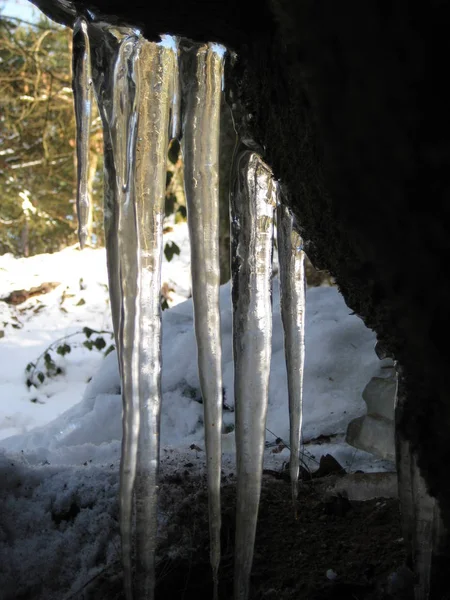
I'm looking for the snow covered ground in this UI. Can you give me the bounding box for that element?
[0,222,395,599]
[0,223,191,439]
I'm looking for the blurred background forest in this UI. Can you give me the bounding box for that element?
[0,8,191,259]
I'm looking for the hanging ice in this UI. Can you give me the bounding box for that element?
[75,19,303,600]
[181,43,225,598]
[111,33,141,600]
[231,149,275,600]
[165,34,181,140]
[69,14,445,600]
[72,16,93,249]
[277,204,306,509]
[84,22,176,600]
[85,26,142,599]
[133,39,175,600]
[87,23,129,359]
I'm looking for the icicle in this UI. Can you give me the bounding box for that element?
[72,16,93,249]
[276,204,305,511]
[171,40,181,139]
[231,149,275,600]
[110,31,141,600]
[160,35,181,140]
[181,42,224,599]
[87,23,131,363]
[133,39,174,600]
[79,23,143,598]
[87,23,174,599]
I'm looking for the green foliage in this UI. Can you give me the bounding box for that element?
[164,241,180,262]
[25,327,114,388]
[56,343,71,356]
[167,139,180,165]
[176,205,187,220]
[93,336,106,350]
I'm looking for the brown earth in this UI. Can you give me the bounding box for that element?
[1,282,60,305]
[86,474,408,600]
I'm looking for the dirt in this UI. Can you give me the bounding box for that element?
[87,473,408,600]
[1,282,60,305]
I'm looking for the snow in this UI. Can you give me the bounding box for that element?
[0,223,191,440]
[0,222,395,599]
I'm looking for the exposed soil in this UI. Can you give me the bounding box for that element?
[87,474,408,600]
[0,282,60,305]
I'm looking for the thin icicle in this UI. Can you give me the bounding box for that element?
[171,39,181,139]
[87,24,174,599]
[133,39,174,600]
[87,24,130,362]
[72,16,93,249]
[89,26,142,599]
[276,203,305,511]
[111,32,141,600]
[231,149,275,600]
[163,35,181,140]
[181,42,224,599]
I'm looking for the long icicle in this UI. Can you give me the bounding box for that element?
[87,23,133,363]
[133,38,174,600]
[72,16,93,249]
[111,32,141,600]
[82,22,142,597]
[168,35,181,140]
[231,149,275,600]
[87,24,175,599]
[276,204,306,511]
[182,42,224,599]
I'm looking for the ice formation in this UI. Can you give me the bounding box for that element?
[230,149,276,599]
[72,16,92,249]
[80,22,177,599]
[181,42,224,599]
[277,204,306,508]
[74,17,305,600]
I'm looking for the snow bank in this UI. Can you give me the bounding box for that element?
[2,282,392,463]
[0,231,395,599]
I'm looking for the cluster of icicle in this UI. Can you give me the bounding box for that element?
[72,16,305,600]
